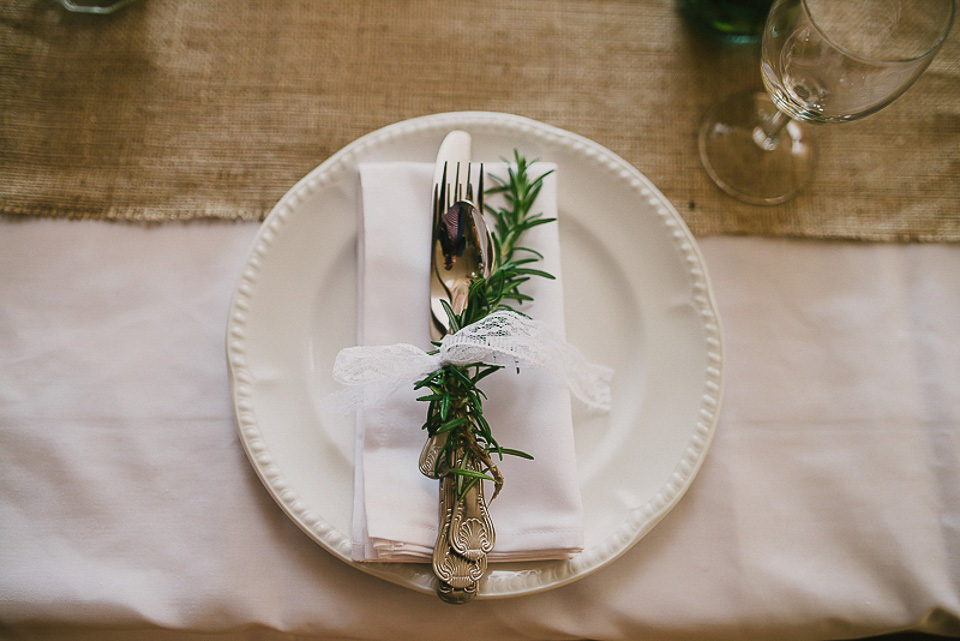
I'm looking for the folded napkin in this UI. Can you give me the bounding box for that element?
[351,161,583,563]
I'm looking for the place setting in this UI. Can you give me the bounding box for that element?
[226,112,725,601]
[3,0,960,635]
[224,0,955,598]
[53,0,957,613]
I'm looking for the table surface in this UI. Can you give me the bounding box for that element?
[2,221,958,641]
[1,0,959,239]
[1,1,959,640]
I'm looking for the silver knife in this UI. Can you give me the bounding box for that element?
[420,131,496,604]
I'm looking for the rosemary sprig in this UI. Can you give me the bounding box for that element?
[419,152,554,500]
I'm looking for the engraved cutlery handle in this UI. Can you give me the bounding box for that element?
[431,444,498,603]
[418,431,448,478]
[448,459,496,560]
[427,133,496,603]
[433,475,486,601]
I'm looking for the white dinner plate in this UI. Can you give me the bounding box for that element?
[226,112,723,598]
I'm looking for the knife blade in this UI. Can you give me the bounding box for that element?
[429,130,473,342]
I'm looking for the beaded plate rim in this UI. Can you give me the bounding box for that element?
[226,111,724,598]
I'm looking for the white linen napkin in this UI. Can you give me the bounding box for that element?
[351,161,583,562]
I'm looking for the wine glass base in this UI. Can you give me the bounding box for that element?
[699,91,816,206]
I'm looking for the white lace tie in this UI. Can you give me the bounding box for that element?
[332,310,612,411]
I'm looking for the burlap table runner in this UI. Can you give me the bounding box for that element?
[2,0,958,240]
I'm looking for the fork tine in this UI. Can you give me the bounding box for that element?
[477,163,484,213]
[438,162,448,218]
[466,163,474,203]
[455,163,463,203]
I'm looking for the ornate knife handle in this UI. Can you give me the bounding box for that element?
[433,475,487,603]
[448,458,496,560]
[432,449,497,604]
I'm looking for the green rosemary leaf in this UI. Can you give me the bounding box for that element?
[413,369,443,389]
[449,366,474,388]
[514,217,557,232]
[513,246,544,259]
[469,279,486,296]
[456,476,483,500]
[436,417,470,433]
[514,267,556,280]
[498,447,535,460]
[491,233,504,263]
[474,412,492,438]
[439,299,460,333]
[449,468,495,481]
[471,365,501,384]
[503,277,531,289]
[502,292,534,303]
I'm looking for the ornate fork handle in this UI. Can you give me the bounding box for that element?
[418,431,448,478]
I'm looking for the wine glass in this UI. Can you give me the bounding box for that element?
[698,0,955,205]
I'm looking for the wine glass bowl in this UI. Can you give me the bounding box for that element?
[699,0,955,205]
[763,0,955,122]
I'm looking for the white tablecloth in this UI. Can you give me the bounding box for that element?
[1,218,958,640]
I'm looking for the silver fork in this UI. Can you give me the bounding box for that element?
[420,161,490,478]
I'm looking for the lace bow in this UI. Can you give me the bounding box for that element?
[333,310,612,411]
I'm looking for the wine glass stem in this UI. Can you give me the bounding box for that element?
[752,109,792,151]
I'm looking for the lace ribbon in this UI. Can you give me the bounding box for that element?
[333,310,612,411]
